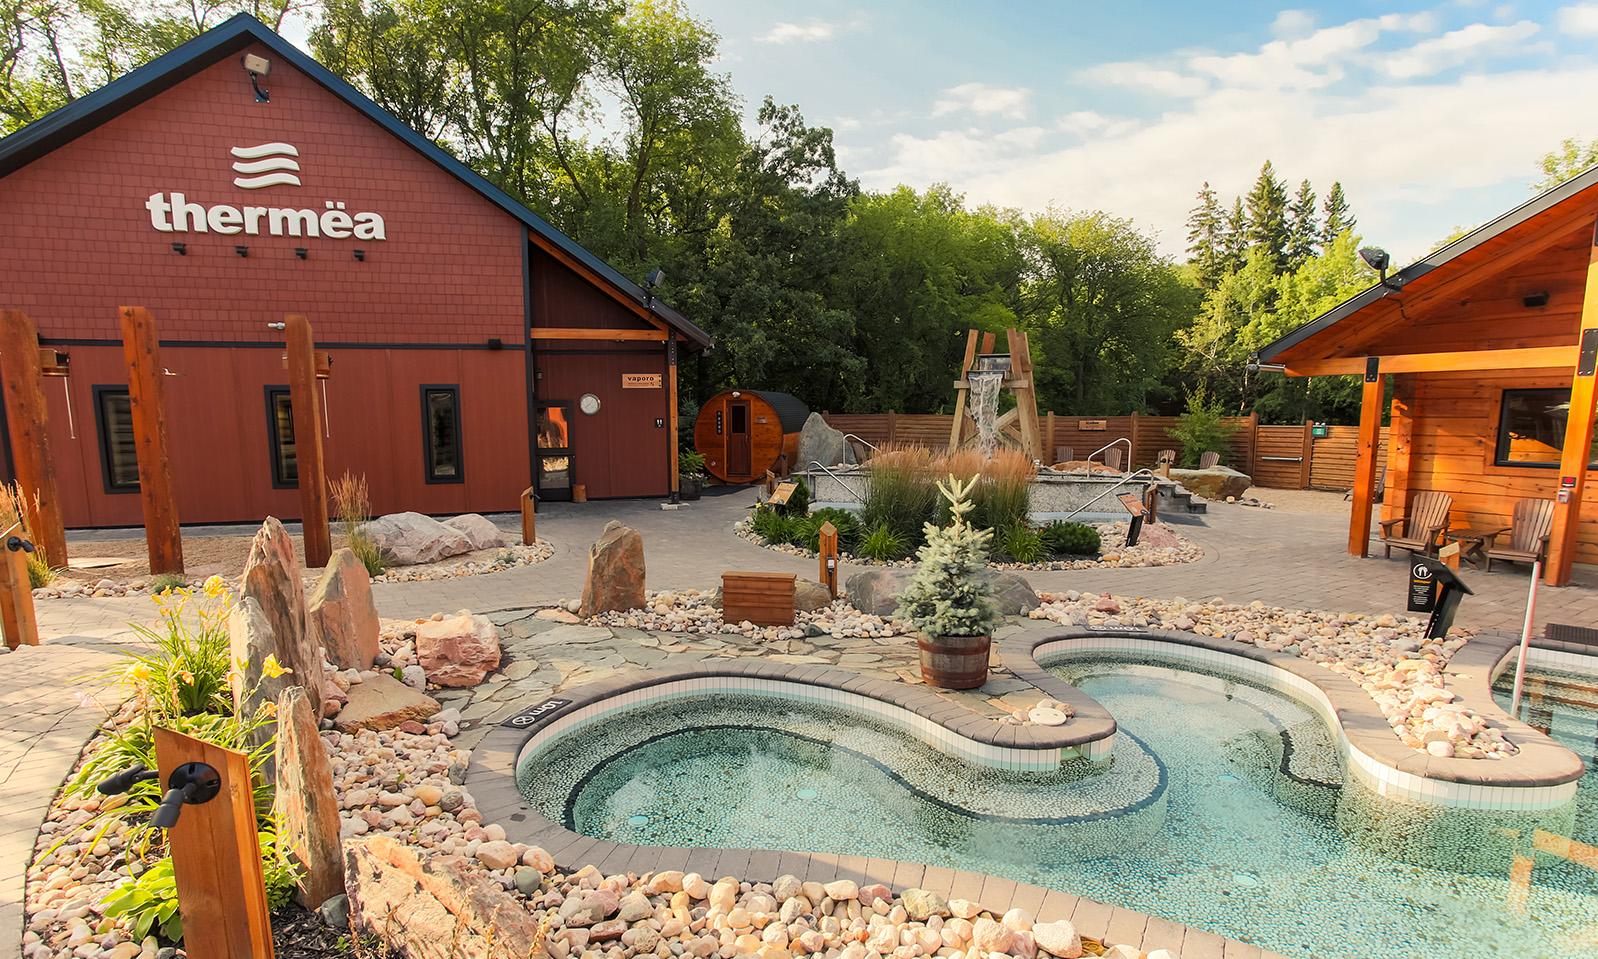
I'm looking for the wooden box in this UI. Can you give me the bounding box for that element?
[721,571,797,626]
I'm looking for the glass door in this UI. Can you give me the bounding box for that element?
[536,402,574,501]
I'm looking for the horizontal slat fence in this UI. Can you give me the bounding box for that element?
[1308,426,1390,491]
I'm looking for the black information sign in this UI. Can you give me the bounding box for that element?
[500,697,572,729]
[1406,557,1473,638]
[1118,492,1146,548]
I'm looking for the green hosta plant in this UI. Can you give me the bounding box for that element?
[101,830,300,945]
[896,475,999,637]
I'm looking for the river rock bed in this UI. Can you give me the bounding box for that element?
[1028,591,1514,759]
[370,541,553,583]
[579,590,911,641]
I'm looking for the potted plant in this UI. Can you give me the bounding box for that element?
[896,474,1000,689]
[678,449,706,500]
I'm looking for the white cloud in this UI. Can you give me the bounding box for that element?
[931,83,1032,120]
[1557,2,1598,34]
[1271,9,1317,39]
[1056,110,1137,139]
[1076,62,1209,98]
[1380,20,1541,78]
[758,21,837,44]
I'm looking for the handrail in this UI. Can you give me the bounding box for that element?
[1086,438,1132,472]
[841,433,879,453]
[1061,468,1158,521]
[804,461,865,501]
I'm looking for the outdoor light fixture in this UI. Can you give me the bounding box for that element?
[487,337,504,350]
[1245,355,1287,375]
[643,267,665,306]
[295,247,308,259]
[1359,246,1405,291]
[353,248,366,261]
[243,53,271,102]
[234,245,249,257]
[170,242,186,255]
[1523,291,1550,308]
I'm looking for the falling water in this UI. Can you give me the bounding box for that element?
[968,370,1003,455]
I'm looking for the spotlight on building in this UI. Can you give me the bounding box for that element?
[1359,246,1404,291]
[243,53,270,102]
[171,242,186,255]
[295,247,308,259]
[234,245,249,258]
[643,268,665,307]
[1523,291,1550,308]
[353,248,366,261]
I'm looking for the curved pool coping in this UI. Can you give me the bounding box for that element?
[1001,624,1585,811]
[465,656,1268,959]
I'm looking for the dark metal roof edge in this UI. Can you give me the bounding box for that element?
[0,12,712,351]
[1256,163,1598,362]
[749,390,811,432]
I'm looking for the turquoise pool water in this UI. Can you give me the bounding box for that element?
[519,657,1598,959]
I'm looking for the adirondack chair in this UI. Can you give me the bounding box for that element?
[1377,490,1452,558]
[1197,450,1221,469]
[1344,469,1387,504]
[1155,448,1176,467]
[1103,447,1124,471]
[1484,499,1556,572]
[1054,446,1074,464]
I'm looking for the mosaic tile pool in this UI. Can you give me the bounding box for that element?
[517,656,1598,959]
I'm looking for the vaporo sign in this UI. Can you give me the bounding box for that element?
[144,142,387,241]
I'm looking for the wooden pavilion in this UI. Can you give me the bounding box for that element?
[1255,170,1598,586]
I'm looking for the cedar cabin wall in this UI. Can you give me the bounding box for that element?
[1399,369,1598,565]
[694,392,793,483]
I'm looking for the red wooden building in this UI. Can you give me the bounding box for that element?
[0,14,709,529]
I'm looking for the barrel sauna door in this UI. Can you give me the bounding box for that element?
[728,400,752,477]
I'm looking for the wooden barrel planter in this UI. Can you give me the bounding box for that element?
[916,633,992,689]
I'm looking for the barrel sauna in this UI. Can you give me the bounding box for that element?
[694,390,808,484]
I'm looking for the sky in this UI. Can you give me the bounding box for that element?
[670,0,1598,263]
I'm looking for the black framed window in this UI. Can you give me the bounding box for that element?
[93,386,138,493]
[265,386,298,488]
[422,385,463,483]
[1495,387,1598,468]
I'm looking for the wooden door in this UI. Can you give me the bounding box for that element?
[535,402,574,501]
[728,400,752,478]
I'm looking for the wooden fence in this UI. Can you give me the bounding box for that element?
[819,412,1389,492]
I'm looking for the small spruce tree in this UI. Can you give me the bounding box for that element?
[896,475,1000,638]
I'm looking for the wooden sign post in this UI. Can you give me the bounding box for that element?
[284,315,331,568]
[1117,492,1147,548]
[119,307,183,575]
[153,727,274,959]
[0,523,39,649]
[521,486,537,545]
[817,520,839,599]
[0,310,67,567]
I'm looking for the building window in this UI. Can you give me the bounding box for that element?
[266,386,297,488]
[93,387,138,493]
[1495,387,1598,468]
[421,385,463,483]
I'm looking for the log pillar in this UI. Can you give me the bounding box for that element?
[0,311,66,566]
[667,337,679,497]
[1381,376,1415,526]
[1546,219,1598,586]
[1348,357,1384,557]
[285,315,330,568]
[119,307,183,574]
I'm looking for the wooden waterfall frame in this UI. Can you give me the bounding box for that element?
[946,327,1042,461]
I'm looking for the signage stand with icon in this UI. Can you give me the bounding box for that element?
[1406,556,1474,639]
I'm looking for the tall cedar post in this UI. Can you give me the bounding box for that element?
[119,307,183,574]
[284,314,330,568]
[817,520,839,599]
[153,727,274,959]
[1348,357,1384,557]
[1299,419,1314,490]
[1128,411,1141,468]
[0,310,67,567]
[1246,410,1260,477]
[521,486,537,545]
[886,410,897,444]
[667,337,680,496]
[1045,411,1055,461]
[1,524,40,648]
[946,329,979,450]
[1382,377,1416,525]
[1547,217,1598,585]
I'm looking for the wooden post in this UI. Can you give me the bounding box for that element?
[153,727,274,959]
[1348,357,1384,557]
[0,524,39,649]
[1128,411,1141,468]
[119,307,183,575]
[818,521,839,599]
[1382,377,1416,525]
[1246,410,1260,478]
[1045,411,1056,462]
[667,337,680,497]
[521,486,537,545]
[886,410,898,445]
[0,310,67,567]
[1547,219,1598,585]
[284,315,330,568]
[1299,419,1314,490]
[947,330,979,451]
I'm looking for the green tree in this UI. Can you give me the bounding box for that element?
[1185,181,1226,290]
[1245,160,1289,271]
[1533,136,1598,192]
[1287,178,1318,264]
[1320,181,1354,246]
[1220,196,1248,275]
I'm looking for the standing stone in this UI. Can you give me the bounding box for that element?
[308,547,379,671]
[578,521,645,618]
[797,413,851,469]
[415,612,502,687]
[442,514,505,551]
[235,517,322,717]
[274,686,344,908]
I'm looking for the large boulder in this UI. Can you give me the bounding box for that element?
[578,521,645,618]
[308,547,379,671]
[797,413,851,469]
[415,612,502,687]
[234,517,322,718]
[845,567,1039,618]
[357,512,472,566]
[274,686,344,908]
[794,578,833,613]
[442,513,505,551]
[334,673,440,733]
[1170,466,1252,501]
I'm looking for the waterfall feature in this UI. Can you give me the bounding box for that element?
[968,370,1004,455]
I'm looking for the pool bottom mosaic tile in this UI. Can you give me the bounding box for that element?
[517,657,1598,959]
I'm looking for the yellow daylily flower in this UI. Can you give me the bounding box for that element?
[202,574,227,597]
[260,655,293,679]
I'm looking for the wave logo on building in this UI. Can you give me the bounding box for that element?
[229,142,302,189]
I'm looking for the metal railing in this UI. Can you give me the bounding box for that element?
[804,461,865,501]
[1086,437,1132,472]
[1061,468,1158,521]
[841,433,879,453]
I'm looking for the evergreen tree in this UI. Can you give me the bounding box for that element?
[1185,181,1226,289]
[1244,160,1290,271]
[1287,179,1318,264]
[1321,181,1355,245]
[1221,197,1248,275]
